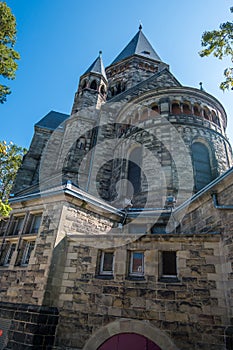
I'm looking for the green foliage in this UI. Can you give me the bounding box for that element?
[0,1,20,103]
[0,199,11,217]
[0,141,27,219]
[199,6,233,91]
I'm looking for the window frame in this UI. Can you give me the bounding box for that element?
[1,241,17,267]
[8,216,25,236]
[99,251,114,276]
[129,251,144,277]
[20,240,35,266]
[160,251,178,279]
[28,214,42,235]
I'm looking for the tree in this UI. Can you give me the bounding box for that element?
[0,1,20,103]
[199,6,233,91]
[0,141,27,218]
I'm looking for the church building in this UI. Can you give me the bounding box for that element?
[0,26,233,350]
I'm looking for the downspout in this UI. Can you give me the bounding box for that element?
[212,193,233,210]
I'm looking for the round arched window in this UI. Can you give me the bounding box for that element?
[90,80,97,90]
[192,142,213,191]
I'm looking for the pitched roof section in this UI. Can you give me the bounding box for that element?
[35,111,69,131]
[112,27,162,65]
[84,51,107,81]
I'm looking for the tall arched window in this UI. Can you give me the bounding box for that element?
[192,142,213,191]
[127,147,142,197]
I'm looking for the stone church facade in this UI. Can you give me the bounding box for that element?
[0,27,233,350]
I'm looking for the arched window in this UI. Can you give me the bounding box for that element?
[203,107,211,121]
[192,142,213,191]
[193,105,200,116]
[116,82,122,94]
[171,102,181,115]
[81,79,87,89]
[90,80,97,90]
[127,147,142,197]
[212,111,220,127]
[183,103,191,115]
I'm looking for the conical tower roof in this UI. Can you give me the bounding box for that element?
[84,51,107,81]
[112,25,162,65]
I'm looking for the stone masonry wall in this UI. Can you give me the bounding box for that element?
[0,301,58,350]
[52,234,227,350]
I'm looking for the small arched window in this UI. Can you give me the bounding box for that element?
[193,105,200,116]
[203,107,211,121]
[183,103,191,115]
[116,82,121,94]
[192,142,213,191]
[90,80,97,90]
[172,102,181,115]
[81,80,87,89]
[212,111,220,127]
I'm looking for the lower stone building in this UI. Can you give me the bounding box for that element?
[0,27,233,350]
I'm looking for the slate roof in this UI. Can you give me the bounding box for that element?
[112,28,162,65]
[35,111,69,131]
[84,52,107,80]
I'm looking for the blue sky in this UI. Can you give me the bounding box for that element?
[1,0,233,148]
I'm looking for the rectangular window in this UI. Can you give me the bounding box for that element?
[8,216,24,236]
[162,251,177,277]
[0,243,16,266]
[25,213,42,235]
[129,251,144,276]
[29,214,42,234]
[20,241,35,266]
[100,251,114,275]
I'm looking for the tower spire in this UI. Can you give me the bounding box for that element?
[111,27,162,65]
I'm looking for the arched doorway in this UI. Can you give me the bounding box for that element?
[98,333,161,350]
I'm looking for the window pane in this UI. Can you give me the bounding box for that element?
[14,217,24,234]
[30,215,41,234]
[162,251,177,276]
[131,252,144,274]
[3,243,16,266]
[21,241,35,265]
[102,252,113,272]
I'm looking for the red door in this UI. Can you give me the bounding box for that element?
[98,333,161,350]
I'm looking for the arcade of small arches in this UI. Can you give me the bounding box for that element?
[121,99,225,131]
[80,78,107,97]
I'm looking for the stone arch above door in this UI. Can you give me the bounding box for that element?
[83,318,179,350]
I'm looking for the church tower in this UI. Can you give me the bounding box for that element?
[1,27,233,350]
[71,51,108,113]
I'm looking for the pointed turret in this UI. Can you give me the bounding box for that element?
[112,25,162,64]
[71,51,108,113]
[84,51,107,81]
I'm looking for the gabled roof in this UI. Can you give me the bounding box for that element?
[84,51,107,81]
[35,111,69,131]
[112,26,162,65]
